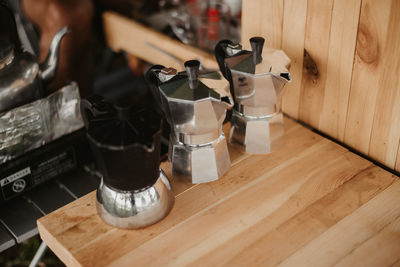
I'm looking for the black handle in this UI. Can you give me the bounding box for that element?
[80,95,113,130]
[145,65,165,113]
[250,37,265,64]
[184,60,200,89]
[215,40,234,80]
[214,40,236,101]
[144,64,174,130]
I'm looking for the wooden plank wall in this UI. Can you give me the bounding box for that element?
[242,0,400,172]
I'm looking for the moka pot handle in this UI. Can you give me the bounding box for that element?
[80,95,113,130]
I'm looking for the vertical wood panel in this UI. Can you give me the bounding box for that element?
[241,0,400,172]
[298,0,334,128]
[281,0,307,119]
[368,0,400,168]
[260,0,283,49]
[241,0,283,50]
[343,0,392,154]
[241,0,262,48]
[396,146,400,172]
[318,0,361,142]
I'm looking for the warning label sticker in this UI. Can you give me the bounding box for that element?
[0,167,31,187]
[0,148,76,200]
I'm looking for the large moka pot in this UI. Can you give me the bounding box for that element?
[215,37,291,154]
[81,95,174,229]
[145,60,232,184]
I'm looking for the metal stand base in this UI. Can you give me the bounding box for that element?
[96,170,174,229]
[169,133,231,184]
[29,241,47,267]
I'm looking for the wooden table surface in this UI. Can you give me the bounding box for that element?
[37,117,400,267]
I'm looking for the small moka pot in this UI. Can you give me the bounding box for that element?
[81,95,174,229]
[215,37,291,154]
[145,60,232,184]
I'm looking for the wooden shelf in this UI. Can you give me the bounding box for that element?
[103,11,218,71]
[37,117,400,266]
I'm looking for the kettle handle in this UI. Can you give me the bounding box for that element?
[215,40,236,101]
[80,95,112,130]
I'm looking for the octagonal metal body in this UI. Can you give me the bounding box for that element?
[168,133,230,183]
[147,64,232,183]
[230,111,285,154]
[215,38,291,154]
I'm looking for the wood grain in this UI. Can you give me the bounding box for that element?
[396,147,400,172]
[185,153,375,266]
[367,0,400,169]
[344,0,393,155]
[334,214,400,267]
[37,118,399,266]
[280,0,307,119]
[241,0,262,49]
[279,180,400,267]
[298,0,334,127]
[241,0,283,49]
[190,157,379,266]
[260,0,283,49]
[110,140,347,266]
[318,0,361,142]
[103,12,218,71]
[242,0,400,172]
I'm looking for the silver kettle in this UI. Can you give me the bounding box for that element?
[0,26,68,113]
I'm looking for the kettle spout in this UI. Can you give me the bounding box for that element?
[39,26,69,85]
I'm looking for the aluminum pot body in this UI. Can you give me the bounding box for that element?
[215,38,291,154]
[146,62,232,183]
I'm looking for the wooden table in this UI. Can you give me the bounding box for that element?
[37,117,400,266]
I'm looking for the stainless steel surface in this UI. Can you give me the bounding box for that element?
[148,60,231,183]
[224,48,291,116]
[39,26,68,85]
[0,82,83,164]
[29,241,47,267]
[169,133,230,183]
[0,26,68,113]
[0,45,41,112]
[25,180,75,214]
[6,0,40,56]
[218,38,291,154]
[230,111,285,154]
[0,224,15,252]
[0,197,42,243]
[0,41,14,69]
[96,170,174,229]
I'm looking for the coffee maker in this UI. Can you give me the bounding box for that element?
[215,37,291,153]
[81,95,174,228]
[146,60,232,184]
